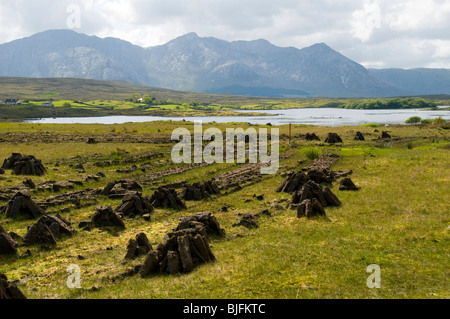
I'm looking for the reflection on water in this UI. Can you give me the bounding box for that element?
[25,107,450,126]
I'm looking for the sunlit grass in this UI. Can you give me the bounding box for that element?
[0,122,449,299]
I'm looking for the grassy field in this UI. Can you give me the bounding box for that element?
[0,120,448,299]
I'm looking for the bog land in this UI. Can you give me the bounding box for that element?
[0,119,449,299]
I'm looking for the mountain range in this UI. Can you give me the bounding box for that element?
[0,29,449,98]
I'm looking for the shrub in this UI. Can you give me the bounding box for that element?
[303,148,320,160]
[405,116,422,124]
[433,117,446,126]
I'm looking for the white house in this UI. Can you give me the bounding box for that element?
[5,99,22,105]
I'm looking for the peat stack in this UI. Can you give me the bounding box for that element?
[101,179,143,198]
[149,187,186,210]
[2,154,46,176]
[179,181,220,201]
[90,206,126,229]
[139,227,216,277]
[22,214,74,246]
[2,191,45,219]
[324,133,343,144]
[339,177,360,191]
[0,273,27,299]
[304,133,321,141]
[0,224,18,255]
[354,131,365,141]
[2,153,22,169]
[297,198,326,218]
[276,171,310,193]
[379,131,391,139]
[124,233,153,260]
[307,168,336,184]
[175,212,225,237]
[114,192,154,218]
[291,180,341,208]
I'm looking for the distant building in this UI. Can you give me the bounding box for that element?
[0,100,4,104]
[41,102,54,107]
[4,99,22,105]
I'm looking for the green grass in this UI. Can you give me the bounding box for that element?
[0,122,449,299]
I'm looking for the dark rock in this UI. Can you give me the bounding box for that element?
[87,137,96,144]
[0,225,18,255]
[290,180,341,207]
[2,153,22,170]
[23,178,36,189]
[276,171,310,193]
[339,177,360,191]
[78,220,92,229]
[6,154,46,176]
[149,187,186,210]
[125,233,153,260]
[0,273,27,299]
[124,239,138,260]
[136,233,152,252]
[166,251,181,275]
[380,131,391,139]
[307,168,335,184]
[177,235,194,273]
[258,209,272,217]
[37,215,74,237]
[139,250,160,278]
[354,131,365,141]
[101,179,143,198]
[232,213,259,229]
[91,206,125,228]
[304,133,321,141]
[2,191,45,219]
[175,212,225,237]
[297,198,326,218]
[135,222,216,276]
[193,234,215,263]
[22,222,57,246]
[114,192,154,217]
[254,194,264,201]
[324,133,343,144]
[180,180,220,201]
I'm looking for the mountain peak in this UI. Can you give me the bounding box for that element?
[175,32,200,40]
[0,30,432,97]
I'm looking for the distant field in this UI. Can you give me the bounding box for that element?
[1,77,449,117]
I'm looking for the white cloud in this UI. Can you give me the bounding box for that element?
[0,0,449,69]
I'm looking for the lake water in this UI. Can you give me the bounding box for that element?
[26,107,450,126]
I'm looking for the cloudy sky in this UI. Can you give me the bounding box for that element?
[0,0,449,69]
